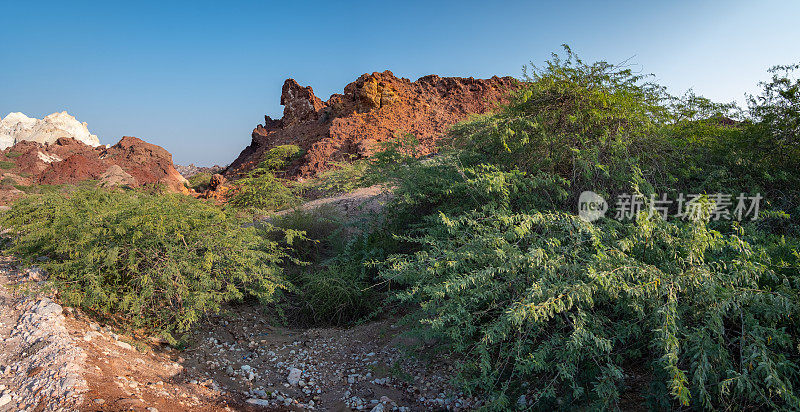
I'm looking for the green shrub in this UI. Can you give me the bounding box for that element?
[1,189,294,342]
[0,161,15,170]
[229,145,302,211]
[287,260,378,326]
[187,172,213,192]
[270,207,380,325]
[360,48,800,410]
[381,206,800,410]
[269,206,346,260]
[5,151,23,159]
[303,159,376,197]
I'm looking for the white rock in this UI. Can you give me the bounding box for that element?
[114,341,133,351]
[0,111,100,150]
[287,367,302,386]
[246,398,270,406]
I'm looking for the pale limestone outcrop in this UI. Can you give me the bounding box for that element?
[0,111,100,150]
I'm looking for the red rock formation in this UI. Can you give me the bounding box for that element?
[102,136,189,193]
[0,136,189,203]
[226,71,519,177]
[200,173,231,201]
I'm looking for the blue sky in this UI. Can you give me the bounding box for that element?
[2,0,798,165]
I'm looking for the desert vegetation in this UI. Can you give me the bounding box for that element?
[2,47,799,410]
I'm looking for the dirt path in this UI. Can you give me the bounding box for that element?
[177,304,480,411]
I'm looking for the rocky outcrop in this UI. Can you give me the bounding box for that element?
[0,135,189,203]
[200,173,231,201]
[174,164,225,179]
[0,112,100,150]
[98,165,138,188]
[0,262,88,411]
[226,71,519,177]
[102,136,189,193]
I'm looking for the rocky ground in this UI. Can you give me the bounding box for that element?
[0,258,87,411]
[177,305,481,411]
[0,184,480,411]
[0,272,479,411]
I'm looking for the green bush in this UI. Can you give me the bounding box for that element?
[270,207,380,325]
[228,145,303,211]
[187,172,213,192]
[303,159,376,197]
[5,151,23,159]
[382,206,799,410]
[1,189,294,342]
[0,160,15,170]
[362,48,800,410]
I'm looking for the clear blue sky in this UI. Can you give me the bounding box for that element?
[2,0,798,165]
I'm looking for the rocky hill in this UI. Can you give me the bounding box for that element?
[226,71,519,178]
[0,112,100,150]
[0,136,189,204]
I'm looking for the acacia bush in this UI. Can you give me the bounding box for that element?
[367,48,800,410]
[1,189,294,342]
[228,144,303,211]
[270,207,382,326]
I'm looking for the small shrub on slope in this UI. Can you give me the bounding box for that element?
[187,172,213,192]
[229,145,303,211]
[1,189,294,342]
[271,207,380,326]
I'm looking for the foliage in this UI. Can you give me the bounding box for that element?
[449,45,668,201]
[5,151,23,159]
[302,159,376,197]
[187,172,212,192]
[362,47,800,410]
[270,206,380,325]
[0,160,15,170]
[228,145,303,211]
[748,63,800,166]
[1,189,294,342]
[382,206,800,410]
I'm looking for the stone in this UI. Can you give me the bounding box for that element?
[83,331,103,342]
[33,298,62,317]
[287,367,302,386]
[115,341,133,351]
[0,393,10,407]
[246,398,270,406]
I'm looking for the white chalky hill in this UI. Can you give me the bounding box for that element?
[0,111,100,150]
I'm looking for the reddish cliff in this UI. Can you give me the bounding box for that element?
[226,71,519,177]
